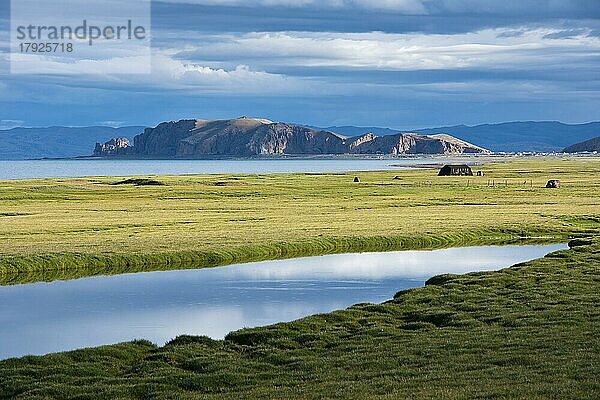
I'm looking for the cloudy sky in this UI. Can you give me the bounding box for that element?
[0,0,599,129]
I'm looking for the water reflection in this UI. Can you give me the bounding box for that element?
[0,244,566,359]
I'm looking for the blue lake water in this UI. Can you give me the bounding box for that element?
[0,244,566,359]
[0,158,470,180]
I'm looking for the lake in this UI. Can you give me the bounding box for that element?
[0,157,473,180]
[0,244,566,359]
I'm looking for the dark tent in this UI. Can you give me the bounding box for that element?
[438,164,473,176]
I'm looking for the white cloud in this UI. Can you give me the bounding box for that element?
[147,54,306,93]
[170,27,600,71]
[3,50,309,96]
[98,120,128,127]
[9,54,151,75]
[0,119,24,129]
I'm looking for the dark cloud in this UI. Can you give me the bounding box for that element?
[587,29,600,37]
[543,28,590,39]
[0,0,8,30]
[496,29,526,38]
[423,0,600,18]
[151,1,600,34]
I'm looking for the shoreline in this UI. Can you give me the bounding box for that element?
[0,230,575,286]
[7,152,599,163]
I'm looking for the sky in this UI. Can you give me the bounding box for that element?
[0,0,599,129]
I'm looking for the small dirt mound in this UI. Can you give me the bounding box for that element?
[568,238,593,248]
[111,178,164,186]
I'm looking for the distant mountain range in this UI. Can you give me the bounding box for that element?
[94,117,490,157]
[321,122,600,153]
[1,120,598,159]
[563,136,600,153]
[0,126,145,160]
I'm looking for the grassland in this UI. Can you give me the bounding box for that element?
[0,157,599,398]
[1,237,598,399]
[0,157,599,285]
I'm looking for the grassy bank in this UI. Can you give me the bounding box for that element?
[1,238,598,399]
[0,158,599,284]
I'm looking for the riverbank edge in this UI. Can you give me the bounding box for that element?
[0,225,590,286]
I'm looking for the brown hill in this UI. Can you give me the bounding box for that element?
[94,117,491,157]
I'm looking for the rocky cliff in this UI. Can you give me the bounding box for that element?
[563,136,600,153]
[93,137,132,156]
[93,117,491,157]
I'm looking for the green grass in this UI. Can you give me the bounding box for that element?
[1,238,598,399]
[1,157,599,285]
